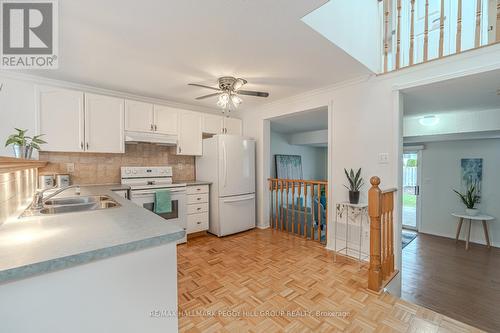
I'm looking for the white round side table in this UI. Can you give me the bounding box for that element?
[451,213,495,250]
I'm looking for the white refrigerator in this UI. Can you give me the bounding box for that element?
[196,135,256,236]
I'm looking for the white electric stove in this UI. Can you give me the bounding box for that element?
[121,166,187,243]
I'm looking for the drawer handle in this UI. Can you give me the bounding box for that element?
[197,221,202,225]
[197,188,201,191]
[197,197,201,201]
[197,207,201,211]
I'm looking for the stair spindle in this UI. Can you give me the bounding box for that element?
[409,0,416,65]
[475,0,483,48]
[457,0,463,53]
[439,0,445,57]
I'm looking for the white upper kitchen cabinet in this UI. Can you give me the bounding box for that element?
[202,113,224,135]
[154,105,178,135]
[125,100,154,133]
[37,85,85,152]
[85,93,125,153]
[177,111,202,156]
[223,117,242,135]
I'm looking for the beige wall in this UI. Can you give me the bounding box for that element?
[0,168,37,224]
[39,143,195,185]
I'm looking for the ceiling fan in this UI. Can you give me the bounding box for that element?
[188,77,269,110]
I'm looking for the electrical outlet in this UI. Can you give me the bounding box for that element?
[378,153,389,165]
[66,163,75,173]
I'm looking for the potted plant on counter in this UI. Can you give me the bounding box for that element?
[453,183,480,216]
[344,168,364,204]
[5,128,47,159]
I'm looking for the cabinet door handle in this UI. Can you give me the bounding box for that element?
[154,124,157,131]
[178,146,182,153]
[80,142,84,150]
[86,142,89,150]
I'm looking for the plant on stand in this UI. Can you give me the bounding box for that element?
[344,168,364,204]
[453,183,480,216]
[5,128,47,159]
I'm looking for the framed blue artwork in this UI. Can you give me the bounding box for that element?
[460,158,482,197]
[275,155,302,179]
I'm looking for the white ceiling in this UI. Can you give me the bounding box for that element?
[270,107,328,133]
[403,68,500,115]
[25,0,371,111]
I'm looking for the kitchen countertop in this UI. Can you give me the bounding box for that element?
[0,185,185,284]
[181,180,212,186]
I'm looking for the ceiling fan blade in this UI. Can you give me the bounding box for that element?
[188,83,221,91]
[232,78,247,91]
[196,92,221,100]
[237,90,269,98]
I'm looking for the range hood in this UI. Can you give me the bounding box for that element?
[125,131,177,145]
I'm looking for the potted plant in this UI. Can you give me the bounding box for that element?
[5,128,46,159]
[453,183,480,216]
[344,168,364,204]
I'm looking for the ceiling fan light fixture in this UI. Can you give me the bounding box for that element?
[231,94,242,106]
[217,93,230,108]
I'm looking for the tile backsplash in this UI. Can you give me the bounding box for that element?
[0,168,37,224]
[39,143,195,185]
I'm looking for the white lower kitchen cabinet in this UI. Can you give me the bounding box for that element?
[85,93,125,153]
[177,112,202,156]
[0,242,178,333]
[186,184,209,234]
[37,86,85,152]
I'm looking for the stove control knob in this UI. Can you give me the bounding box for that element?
[125,169,131,174]
[132,170,137,174]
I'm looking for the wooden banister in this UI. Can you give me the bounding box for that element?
[382,0,497,73]
[368,176,398,293]
[268,178,328,244]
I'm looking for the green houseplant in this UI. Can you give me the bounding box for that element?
[5,128,46,159]
[344,168,364,204]
[453,183,480,216]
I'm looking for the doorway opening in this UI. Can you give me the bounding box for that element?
[267,106,329,244]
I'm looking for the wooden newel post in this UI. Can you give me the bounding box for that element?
[368,176,383,292]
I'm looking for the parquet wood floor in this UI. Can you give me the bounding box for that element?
[178,229,482,332]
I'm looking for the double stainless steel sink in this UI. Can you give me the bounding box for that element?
[22,195,120,217]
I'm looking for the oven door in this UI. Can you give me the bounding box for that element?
[130,188,187,236]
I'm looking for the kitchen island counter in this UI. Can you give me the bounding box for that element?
[0,184,184,284]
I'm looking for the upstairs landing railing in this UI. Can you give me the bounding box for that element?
[381,0,500,73]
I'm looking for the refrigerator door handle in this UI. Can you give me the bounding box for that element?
[223,194,255,203]
[222,141,227,188]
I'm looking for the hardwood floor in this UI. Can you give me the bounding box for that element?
[402,232,500,333]
[178,229,482,332]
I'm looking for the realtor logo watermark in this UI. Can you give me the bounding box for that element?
[1,0,58,69]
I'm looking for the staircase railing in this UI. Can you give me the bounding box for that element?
[381,0,500,73]
[268,178,328,244]
[368,176,398,292]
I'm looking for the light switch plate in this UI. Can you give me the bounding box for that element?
[66,163,75,173]
[378,153,389,164]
